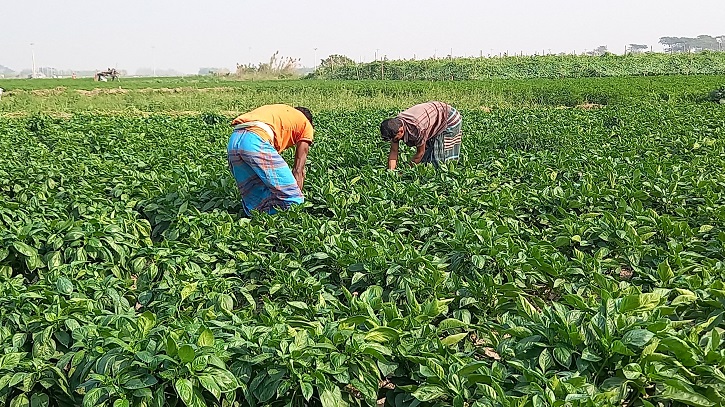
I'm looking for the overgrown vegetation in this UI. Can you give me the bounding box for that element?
[235,51,301,80]
[311,52,725,80]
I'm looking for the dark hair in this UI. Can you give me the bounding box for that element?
[295,106,313,126]
[380,118,402,141]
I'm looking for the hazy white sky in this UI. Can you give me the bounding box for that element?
[1,0,723,74]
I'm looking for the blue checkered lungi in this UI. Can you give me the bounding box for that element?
[227,129,303,215]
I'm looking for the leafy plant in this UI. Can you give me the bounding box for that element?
[1,77,725,407]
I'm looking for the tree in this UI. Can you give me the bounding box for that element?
[627,44,649,54]
[659,37,686,53]
[660,35,725,53]
[0,65,15,76]
[318,54,355,70]
[585,46,608,56]
[690,35,720,51]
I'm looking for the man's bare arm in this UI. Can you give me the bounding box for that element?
[292,140,311,190]
[388,141,400,170]
[410,144,426,165]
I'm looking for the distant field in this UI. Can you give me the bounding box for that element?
[1,75,724,115]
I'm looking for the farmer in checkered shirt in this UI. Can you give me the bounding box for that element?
[380,101,462,170]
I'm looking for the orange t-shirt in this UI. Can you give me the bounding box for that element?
[231,104,314,153]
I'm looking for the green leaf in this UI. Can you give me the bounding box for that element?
[581,348,602,362]
[622,363,642,380]
[672,290,697,306]
[138,311,156,337]
[360,342,392,361]
[364,327,400,343]
[437,318,467,330]
[197,329,214,348]
[378,360,399,377]
[538,349,554,372]
[457,361,487,377]
[25,254,44,270]
[424,360,445,379]
[619,293,661,313]
[611,340,636,356]
[553,346,572,367]
[657,260,675,283]
[175,378,205,407]
[621,329,655,348]
[710,329,721,354]
[166,336,178,357]
[661,381,714,407]
[471,255,486,269]
[217,294,234,313]
[29,394,48,407]
[1,352,26,370]
[441,332,468,346]
[12,242,37,257]
[56,277,74,295]
[660,336,698,366]
[518,296,539,320]
[287,301,309,310]
[12,333,26,348]
[301,381,313,401]
[178,345,195,364]
[319,384,348,407]
[351,272,366,285]
[83,388,105,407]
[123,374,158,390]
[10,395,29,407]
[311,252,329,260]
[180,282,198,302]
[112,400,129,407]
[197,374,221,401]
[207,367,239,392]
[412,384,448,401]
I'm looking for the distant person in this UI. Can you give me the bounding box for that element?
[380,101,462,169]
[227,104,314,215]
[0,88,4,100]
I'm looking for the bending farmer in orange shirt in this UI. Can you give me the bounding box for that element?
[227,104,314,215]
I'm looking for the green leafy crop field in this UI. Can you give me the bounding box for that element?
[0,76,724,407]
[312,53,725,81]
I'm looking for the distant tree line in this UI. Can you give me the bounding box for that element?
[659,35,725,53]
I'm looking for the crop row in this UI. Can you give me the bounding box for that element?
[0,103,724,406]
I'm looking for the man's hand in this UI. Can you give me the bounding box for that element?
[388,140,400,170]
[292,140,311,191]
[410,144,426,166]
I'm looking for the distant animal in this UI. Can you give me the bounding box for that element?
[95,68,120,81]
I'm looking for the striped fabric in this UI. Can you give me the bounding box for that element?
[400,101,452,148]
[421,107,463,166]
[227,129,303,215]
